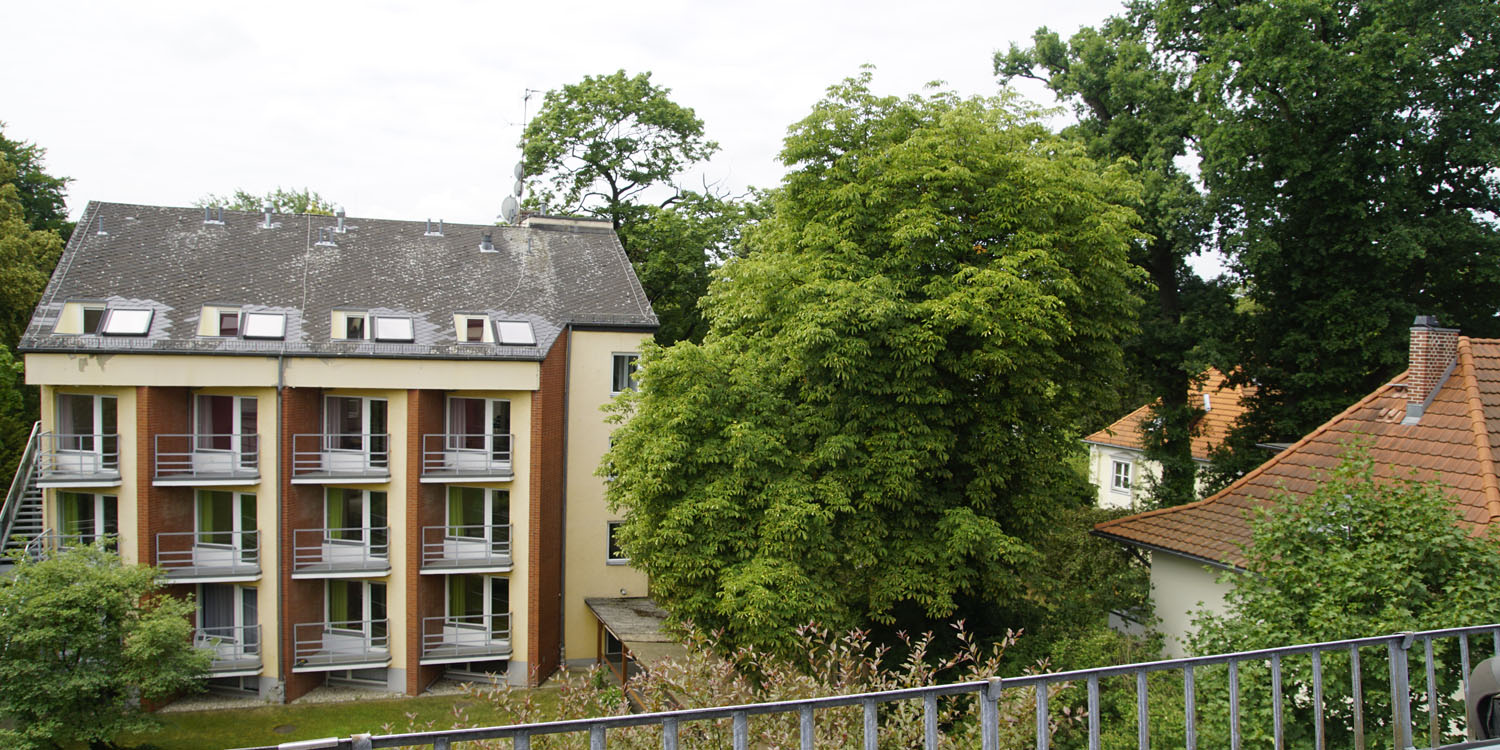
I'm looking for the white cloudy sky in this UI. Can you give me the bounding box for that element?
[2,0,1131,226]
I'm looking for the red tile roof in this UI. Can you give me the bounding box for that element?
[1083,369,1252,461]
[1095,338,1500,567]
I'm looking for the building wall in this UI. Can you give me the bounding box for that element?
[1150,552,1236,658]
[528,331,567,684]
[562,330,651,666]
[1086,444,1212,510]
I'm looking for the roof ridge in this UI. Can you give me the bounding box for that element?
[1454,337,1500,525]
[1095,370,1407,535]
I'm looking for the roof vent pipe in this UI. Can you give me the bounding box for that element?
[95,216,106,236]
[1404,314,1460,425]
[335,208,346,233]
[424,219,443,237]
[262,204,274,229]
[480,232,495,252]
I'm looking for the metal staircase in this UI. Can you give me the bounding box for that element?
[0,422,44,566]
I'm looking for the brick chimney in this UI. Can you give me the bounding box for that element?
[1404,315,1459,424]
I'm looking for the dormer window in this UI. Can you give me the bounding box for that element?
[373,316,414,342]
[346,314,366,340]
[100,308,153,336]
[241,312,286,340]
[456,315,490,343]
[54,302,107,335]
[218,309,241,337]
[495,321,535,346]
[82,305,105,334]
[333,311,368,340]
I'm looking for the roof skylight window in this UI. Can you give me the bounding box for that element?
[241,312,286,340]
[495,321,535,346]
[373,316,414,342]
[100,308,153,336]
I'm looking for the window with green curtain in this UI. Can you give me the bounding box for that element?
[325,488,351,541]
[59,492,89,538]
[370,492,387,551]
[328,580,363,626]
[240,494,256,559]
[447,486,484,537]
[490,578,509,638]
[197,490,232,545]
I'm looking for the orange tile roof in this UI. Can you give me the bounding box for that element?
[1095,337,1500,568]
[1082,369,1252,461]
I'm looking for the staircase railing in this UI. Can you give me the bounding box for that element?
[0,422,42,551]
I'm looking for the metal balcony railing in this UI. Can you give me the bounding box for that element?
[292,619,389,672]
[291,527,389,577]
[153,433,258,483]
[311,623,1500,750]
[36,432,120,485]
[23,531,114,560]
[156,530,259,580]
[420,433,513,480]
[420,613,512,664]
[195,623,262,674]
[291,433,390,482]
[419,524,511,571]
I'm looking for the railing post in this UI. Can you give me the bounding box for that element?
[923,692,939,750]
[1271,653,1284,750]
[732,710,748,750]
[1087,674,1101,750]
[1352,645,1366,750]
[863,698,878,750]
[663,717,678,750]
[1184,665,1197,750]
[982,677,1002,750]
[1229,660,1241,750]
[352,734,373,750]
[1390,634,1413,750]
[1136,670,1148,750]
[591,724,606,750]
[1037,680,1050,750]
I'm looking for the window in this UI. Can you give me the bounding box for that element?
[198,584,258,654]
[447,575,509,638]
[217,310,241,337]
[336,311,368,340]
[58,491,118,544]
[445,397,511,460]
[55,302,107,335]
[196,489,256,552]
[457,315,489,343]
[100,308,153,336]
[82,305,105,334]
[327,580,387,639]
[56,393,118,461]
[607,521,627,563]
[324,488,388,549]
[1111,460,1133,491]
[495,321,535,346]
[323,396,388,463]
[194,394,257,460]
[241,312,285,339]
[373,316,414,342]
[611,353,639,394]
[446,487,510,550]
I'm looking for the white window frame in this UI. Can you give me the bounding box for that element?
[194,489,256,549]
[57,491,118,542]
[193,394,257,455]
[335,311,369,340]
[372,316,414,342]
[445,486,509,544]
[1111,459,1133,492]
[325,580,387,636]
[444,396,511,455]
[216,308,242,337]
[80,303,106,334]
[456,314,491,343]
[611,353,640,395]
[56,392,118,457]
[323,487,387,544]
[606,520,628,564]
[444,574,509,624]
[241,312,286,340]
[495,320,535,345]
[100,308,153,336]
[322,395,388,458]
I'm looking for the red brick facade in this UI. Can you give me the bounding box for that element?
[406,389,445,695]
[135,386,192,567]
[528,328,569,685]
[279,387,325,702]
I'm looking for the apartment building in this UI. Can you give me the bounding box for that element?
[12,202,655,701]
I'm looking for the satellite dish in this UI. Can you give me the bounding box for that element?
[512,180,524,197]
[513,162,524,180]
[501,195,519,224]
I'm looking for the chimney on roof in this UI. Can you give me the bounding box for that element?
[335,207,347,233]
[480,231,495,252]
[261,204,275,229]
[1404,314,1460,425]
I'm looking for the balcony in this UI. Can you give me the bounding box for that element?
[419,614,512,665]
[23,531,113,560]
[36,432,120,488]
[156,530,259,583]
[420,433,514,483]
[196,624,262,676]
[153,434,259,486]
[291,433,389,484]
[291,620,389,672]
[291,527,389,578]
[420,524,512,574]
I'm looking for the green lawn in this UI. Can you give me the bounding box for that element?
[119,690,559,750]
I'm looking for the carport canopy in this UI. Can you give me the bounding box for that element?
[585,596,687,671]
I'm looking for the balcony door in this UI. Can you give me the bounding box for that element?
[56,393,118,468]
[57,491,117,544]
[446,486,509,554]
[194,394,257,469]
[199,583,259,654]
[327,580,388,642]
[324,488,387,551]
[447,574,509,640]
[324,396,388,467]
[445,397,510,462]
[197,489,256,562]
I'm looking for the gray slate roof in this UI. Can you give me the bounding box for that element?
[20,202,657,360]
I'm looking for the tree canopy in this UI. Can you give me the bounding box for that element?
[0,123,71,240]
[0,543,210,750]
[197,186,337,215]
[604,73,1144,652]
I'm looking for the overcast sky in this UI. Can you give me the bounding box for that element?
[2,0,1134,227]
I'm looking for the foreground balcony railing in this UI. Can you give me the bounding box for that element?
[156,530,259,581]
[420,433,514,482]
[36,432,120,487]
[195,624,262,675]
[292,619,389,672]
[291,527,389,578]
[419,613,512,665]
[153,433,258,485]
[24,531,114,560]
[419,524,511,572]
[318,623,1500,750]
[291,433,389,483]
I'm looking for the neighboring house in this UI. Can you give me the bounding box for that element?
[1082,369,1251,509]
[1095,318,1497,656]
[10,203,657,701]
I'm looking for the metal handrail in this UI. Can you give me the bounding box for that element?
[153,433,259,479]
[196,623,262,670]
[420,433,513,476]
[23,531,114,560]
[0,421,41,546]
[291,433,389,478]
[328,622,1500,750]
[420,613,511,657]
[36,431,120,477]
[291,527,389,572]
[419,524,511,568]
[293,619,390,666]
[156,529,259,575]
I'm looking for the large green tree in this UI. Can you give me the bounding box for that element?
[998,18,1229,507]
[0,543,210,750]
[0,123,71,240]
[197,187,336,215]
[1141,0,1500,475]
[522,70,754,345]
[604,73,1144,652]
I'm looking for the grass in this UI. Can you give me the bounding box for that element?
[117,689,560,750]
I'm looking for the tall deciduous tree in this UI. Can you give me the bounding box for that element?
[999,19,1229,507]
[522,70,751,345]
[197,187,336,215]
[1142,0,1500,476]
[0,543,210,750]
[604,73,1144,652]
[0,122,71,240]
